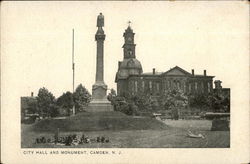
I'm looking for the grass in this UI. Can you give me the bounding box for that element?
[22,112,230,148]
[32,111,168,132]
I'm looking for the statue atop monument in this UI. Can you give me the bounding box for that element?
[97,13,104,27]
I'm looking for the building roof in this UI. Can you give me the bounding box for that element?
[162,66,192,76]
[119,58,142,69]
[115,58,143,82]
[142,72,163,76]
[194,74,215,78]
[124,66,214,79]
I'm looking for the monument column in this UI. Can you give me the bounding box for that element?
[92,13,107,100]
[88,13,113,112]
[95,25,105,82]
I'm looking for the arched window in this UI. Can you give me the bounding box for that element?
[201,82,204,93]
[127,59,134,67]
[156,83,160,92]
[208,82,211,93]
[164,81,167,90]
[177,81,180,89]
[189,83,192,93]
[142,81,145,91]
[149,81,152,91]
[135,81,138,93]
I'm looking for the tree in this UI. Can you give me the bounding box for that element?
[107,89,135,115]
[107,88,117,103]
[56,91,74,116]
[73,84,91,113]
[48,104,59,118]
[160,89,188,120]
[208,92,230,113]
[129,92,154,111]
[37,87,56,118]
[107,88,118,110]
[189,93,209,110]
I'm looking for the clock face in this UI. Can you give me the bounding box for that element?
[127,37,132,42]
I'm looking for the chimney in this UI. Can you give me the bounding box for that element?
[153,68,155,75]
[192,69,194,76]
[214,80,222,89]
[204,70,207,76]
[31,92,34,97]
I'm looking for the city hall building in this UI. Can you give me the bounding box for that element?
[115,25,221,97]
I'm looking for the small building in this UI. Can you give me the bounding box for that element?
[21,92,37,121]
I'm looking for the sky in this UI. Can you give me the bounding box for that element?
[2,1,249,98]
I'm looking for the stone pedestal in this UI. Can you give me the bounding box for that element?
[87,99,113,112]
[87,81,113,112]
[92,82,107,100]
[211,119,230,131]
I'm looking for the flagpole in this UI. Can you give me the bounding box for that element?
[72,29,75,116]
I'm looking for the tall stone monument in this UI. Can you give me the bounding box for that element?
[87,13,113,112]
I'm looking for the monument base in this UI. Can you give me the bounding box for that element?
[86,99,113,112]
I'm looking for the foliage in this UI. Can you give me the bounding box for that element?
[188,92,230,113]
[161,89,188,110]
[107,89,134,115]
[48,104,60,118]
[160,89,188,120]
[73,84,91,113]
[37,87,57,118]
[208,92,230,113]
[189,94,209,110]
[129,92,154,111]
[56,91,74,116]
[107,88,117,105]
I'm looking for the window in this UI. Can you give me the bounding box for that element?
[156,83,160,92]
[127,59,135,67]
[173,81,176,89]
[149,81,152,91]
[135,81,138,93]
[177,81,180,89]
[189,84,192,93]
[195,82,198,91]
[142,81,145,91]
[201,82,204,93]
[208,82,211,93]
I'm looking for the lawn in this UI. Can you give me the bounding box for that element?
[22,118,230,148]
[32,111,168,132]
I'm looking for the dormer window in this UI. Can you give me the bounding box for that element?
[128,50,132,56]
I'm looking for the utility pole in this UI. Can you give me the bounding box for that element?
[72,29,75,116]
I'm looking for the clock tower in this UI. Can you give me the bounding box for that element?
[123,25,136,59]
[115,23,143,96]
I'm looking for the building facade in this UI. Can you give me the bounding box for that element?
[21,92,38,121]
[115,26,225,98]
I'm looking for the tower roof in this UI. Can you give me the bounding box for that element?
[123,25,134,37]
[126,25,133,32]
